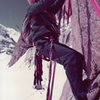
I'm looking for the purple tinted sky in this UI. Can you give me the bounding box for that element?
[0,0,29,29]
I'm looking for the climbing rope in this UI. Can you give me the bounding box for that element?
[46,37,56,100]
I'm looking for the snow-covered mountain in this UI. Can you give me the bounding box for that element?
[0,24,20,55]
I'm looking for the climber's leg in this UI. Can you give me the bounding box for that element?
[35,39,87,100]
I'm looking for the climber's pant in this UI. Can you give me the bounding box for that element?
[35,39,87,100]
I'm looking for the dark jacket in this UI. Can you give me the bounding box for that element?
[8,0,65,67]
[26,0,65,43]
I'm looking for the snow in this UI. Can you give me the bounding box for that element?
[7,28,20,42]
[0,52,66,100]
[0,24,20,42]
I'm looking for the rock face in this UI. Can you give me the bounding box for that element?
[71,0,100,80]
[60,0,100,100]
[8,36,33,67]
[59,18,72,47]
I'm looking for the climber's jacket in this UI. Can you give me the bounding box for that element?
[22,0,65,44]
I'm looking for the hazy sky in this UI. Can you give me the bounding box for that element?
[0,0,29,30]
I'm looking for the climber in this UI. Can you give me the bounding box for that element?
[22,0,100,99]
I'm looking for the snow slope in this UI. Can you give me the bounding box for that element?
[0,51,66,100]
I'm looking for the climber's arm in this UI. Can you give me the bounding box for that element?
[27,0,55,16]
[27,0,65,16]
[48,0,65,14]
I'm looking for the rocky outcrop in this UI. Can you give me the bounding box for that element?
[60,0,100,99]
[8,36,33,67]
[71,0,100,79]
[59,19,72,47]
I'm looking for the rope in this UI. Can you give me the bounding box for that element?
[46,37,56,100]
[58,0,72,25]
[49,62,56,100]
[64,0,72,24]
[46,1,72,98]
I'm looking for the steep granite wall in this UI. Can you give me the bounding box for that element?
[71,0,100,80]
[60,0,100,99]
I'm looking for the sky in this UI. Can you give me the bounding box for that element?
[0,0,29,30]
